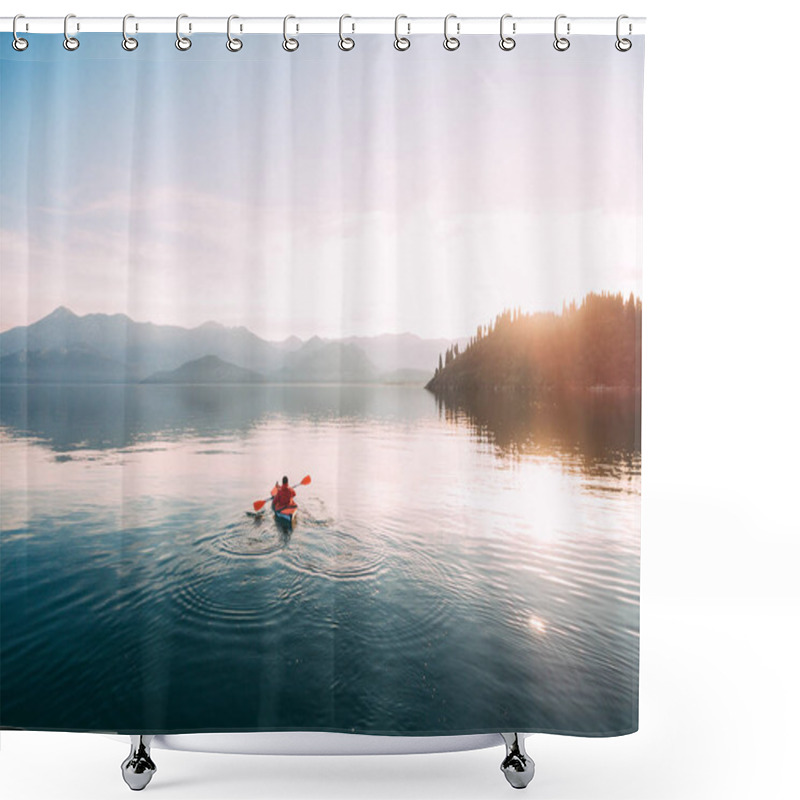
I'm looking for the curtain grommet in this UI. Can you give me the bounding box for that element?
[553,14,570,53]
[499,14,516,51]
[12,15,29,51]
[226,15,243,52]
[553,15,570,52]
[283,15,299,52]
[394,15,411,51]
[175,14,192,51]
[443,14,460,51]
[122,15,138,51]
[338,15,355,51]
[63,14,80,51]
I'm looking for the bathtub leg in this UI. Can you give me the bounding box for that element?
[500,733,535,789]
[121,735,157,791]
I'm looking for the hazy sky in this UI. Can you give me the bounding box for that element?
[1,32,643,339]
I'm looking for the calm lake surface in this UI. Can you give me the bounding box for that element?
[0,384,639,735]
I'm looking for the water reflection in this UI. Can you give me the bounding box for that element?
[432,389,641,470]
[0,384,435,452]
[1,385,641,471]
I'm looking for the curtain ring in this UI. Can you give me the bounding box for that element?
[175,14,192,50]
[338,14,355,51]
[553,14,570,51]
[122,14,138,51]
[227,15,243,51]
[283,15,299,51]
[499,14,515,51]
[615,15,632,51]
[394,15,410,51]
[12,15,28,51]
[63,13,80,51]
[443,14,460,51]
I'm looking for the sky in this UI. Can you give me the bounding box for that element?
[0,32,643,340]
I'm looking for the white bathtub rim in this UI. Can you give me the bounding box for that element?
[103,731,514,756]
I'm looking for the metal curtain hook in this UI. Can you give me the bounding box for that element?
[394,14,410,51]
[338,14,355,51]
[12,15,28,51]
[553,14,570,51]
[615,14,632,51]
[176,14,192,50]
[443,14,460,51]
[227,15,243,51]
[283,15,299,51]
[122,14,138,51]
[63,13,79,51]
[499,14,516,51]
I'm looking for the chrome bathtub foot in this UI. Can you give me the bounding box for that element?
[500,733,535,789]
[121,735,156,791]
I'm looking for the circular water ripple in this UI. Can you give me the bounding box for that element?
[216,520,291,558]
[170,563,302,631]
[193,515,293,559]
[166,517,303,630]
[283,526,389,583]
[288,518,461,652]
[374,548,459,649]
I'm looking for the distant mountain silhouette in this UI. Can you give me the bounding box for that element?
[0,345,128,384]
[0,308,462,385]
[142,355,268,384]
[270,340,378,383]
[0,306,282,380]
[341,333,469,373]
[276,335,304,353]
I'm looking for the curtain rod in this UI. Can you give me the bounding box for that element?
[1,16,645,36]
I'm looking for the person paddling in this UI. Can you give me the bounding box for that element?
[273,476,296,511]
[251,475,310,514]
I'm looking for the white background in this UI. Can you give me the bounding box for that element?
[1,1,799,799]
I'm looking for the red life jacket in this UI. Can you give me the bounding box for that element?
[274,485,296,509]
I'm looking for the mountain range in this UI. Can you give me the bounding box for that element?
[0,307,462,385]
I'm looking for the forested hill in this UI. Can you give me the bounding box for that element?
[426,292,641,398]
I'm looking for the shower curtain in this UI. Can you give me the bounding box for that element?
[0,28,643,738]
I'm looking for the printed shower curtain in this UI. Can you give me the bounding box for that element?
[0,29,643,737]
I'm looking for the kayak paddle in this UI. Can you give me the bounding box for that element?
[253,475,311,512]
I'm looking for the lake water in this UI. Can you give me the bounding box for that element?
[0,384,639,735]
